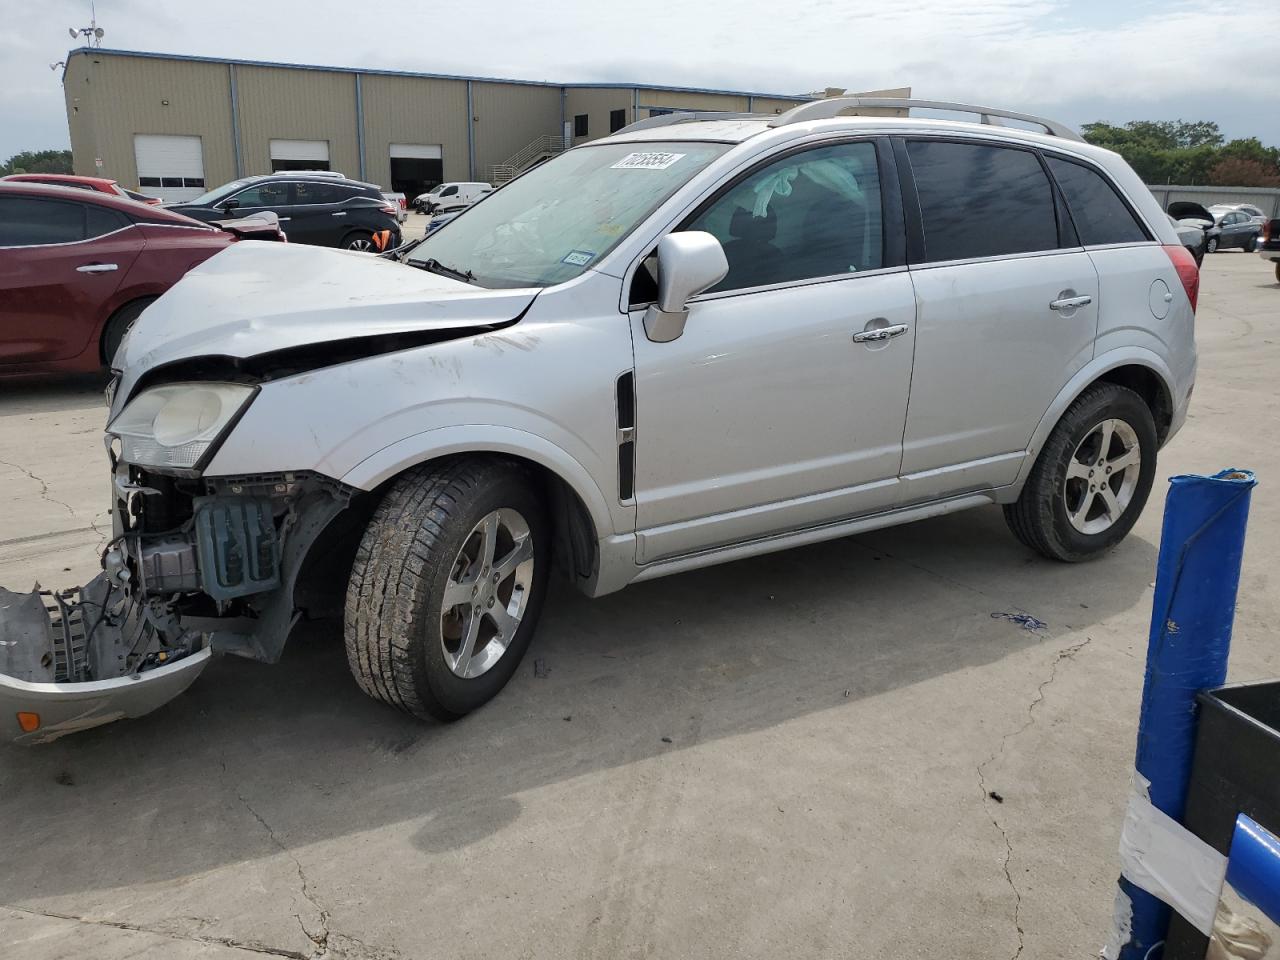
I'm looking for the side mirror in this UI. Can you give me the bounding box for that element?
[643,231,729,343]
[220,198,239,212]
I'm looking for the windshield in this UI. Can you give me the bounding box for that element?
[407,141,730,288]
[185,180,251,206]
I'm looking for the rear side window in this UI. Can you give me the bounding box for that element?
[0,197,86,246]
[86,205,129,238]
[294,182,350,204]
[907,140,1058,263]
[1046,157,1148,246]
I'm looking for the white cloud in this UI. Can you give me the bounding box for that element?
[2,0,1277,159]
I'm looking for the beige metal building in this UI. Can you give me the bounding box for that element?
[63,48,907,202]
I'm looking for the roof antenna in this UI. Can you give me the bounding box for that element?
[69,1,105,47]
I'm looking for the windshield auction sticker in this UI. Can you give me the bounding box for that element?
[562,250,596,266]
[611,152,686,170]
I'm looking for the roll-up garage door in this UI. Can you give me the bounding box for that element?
[133,134,206,203]
[389,144,443,200]
[270,139,331,173]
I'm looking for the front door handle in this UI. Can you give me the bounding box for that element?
[76,263,118,274]
[852,323,909,343]
[1050,294,1092,311]
[332,211,347,217]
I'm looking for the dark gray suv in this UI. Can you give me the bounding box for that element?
[168,173,401,250]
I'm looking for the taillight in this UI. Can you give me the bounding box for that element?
[379,203,396,216]
[1162,244,1199,313]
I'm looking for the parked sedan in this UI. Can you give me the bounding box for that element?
[1168,215,1207,267]
[0,183,274,375]
[1169,201,1260,253]
[168,174,401,250]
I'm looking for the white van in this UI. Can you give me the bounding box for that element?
[413,181,493,214]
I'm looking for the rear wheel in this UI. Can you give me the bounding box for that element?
[342,231,376,252]
[1206,236,1219,254]
[344,458,550,721]
[1004,383,1157,562]
[100,297,157,367]
[1244,236,1257,253]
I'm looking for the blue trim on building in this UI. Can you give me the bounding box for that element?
[65,47,809,102]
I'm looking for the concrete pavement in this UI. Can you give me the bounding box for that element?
[1,251,1277,959]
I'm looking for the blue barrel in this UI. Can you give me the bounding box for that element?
[1114,468,1256,959]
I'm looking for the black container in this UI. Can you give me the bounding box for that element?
[1165,680,1280,958]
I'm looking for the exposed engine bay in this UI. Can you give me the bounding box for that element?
[0,462,354,742]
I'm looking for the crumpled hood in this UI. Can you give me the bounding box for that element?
[115,241,538,394]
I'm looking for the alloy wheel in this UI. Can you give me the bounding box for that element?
[439,508,536,679]
[347,237,375,251]
[1063,418,1142,535]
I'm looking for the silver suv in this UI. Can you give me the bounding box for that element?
[0,98,1198,741]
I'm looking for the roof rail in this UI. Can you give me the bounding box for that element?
[768,98,1083,142]
[614,111,767,135]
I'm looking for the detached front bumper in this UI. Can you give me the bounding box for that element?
[0,466,353,744]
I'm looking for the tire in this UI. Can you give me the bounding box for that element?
[1206,236,1219,254]
[1244,236,1257,253]
[1193,247,1204,268]
[100,297,157,366]
[342,231,376,252]
[344,458,551,721]
[1003,383,1157,562]
[1275,262,1280,284]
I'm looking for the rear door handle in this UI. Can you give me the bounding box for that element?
[852,323,909,343]
[1050,295,1092,311]
[76,263,118,274]
[332,211,347,217]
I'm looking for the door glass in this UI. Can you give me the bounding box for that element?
[294,182,349,204]
[0,197,86,246]
[686,140,884,292]
[228,182,292,207]
[1045,157,1148,246]
[907,140,1058,263]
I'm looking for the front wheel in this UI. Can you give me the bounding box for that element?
[344,458,550,721]
[1003,383,1157,562]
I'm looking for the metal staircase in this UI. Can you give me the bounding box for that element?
[490,135,567,184]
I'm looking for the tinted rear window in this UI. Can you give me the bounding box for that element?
[0,197,86,246]
[1046,157,1148,246]
[907,140,1058,263]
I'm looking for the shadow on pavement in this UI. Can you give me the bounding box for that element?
[0,501,1156,901]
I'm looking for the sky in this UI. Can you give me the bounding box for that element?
[2,0,1279,161]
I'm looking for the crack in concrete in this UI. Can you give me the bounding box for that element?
[0,457,79,521]
[235,793,332,957]
[976,635,1094,960]
[4,904,310,958]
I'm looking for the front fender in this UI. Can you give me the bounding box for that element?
[340,423,624,541]
[1011,346,1180,492]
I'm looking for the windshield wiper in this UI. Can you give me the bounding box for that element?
[415,257,474,283]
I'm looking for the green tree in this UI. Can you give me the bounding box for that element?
[1081,120,1275,185]
[0,149,73,176]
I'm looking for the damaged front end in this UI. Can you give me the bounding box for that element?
[0,461,352,743]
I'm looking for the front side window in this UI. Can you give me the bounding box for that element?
[439,185,459,197]
[685,140,884,293]
[1046,157,1148,246]
[0,197,86,246]
[230,182,292,207]
[907,140,1058,263]
[408,140,729,288]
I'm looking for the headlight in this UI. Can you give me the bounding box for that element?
[107,383,256,470]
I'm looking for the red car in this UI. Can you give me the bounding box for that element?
[1,173,163,205]
[0,183,274,375]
